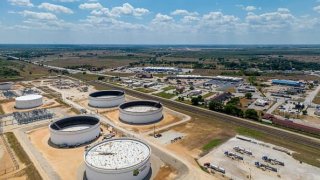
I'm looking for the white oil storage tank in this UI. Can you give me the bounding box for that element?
[84,138,151,180]
[49,115,100,146]
[0,82,14,90]
[89,90,125,108]
[15,94,43,109]
[119,100,163,124]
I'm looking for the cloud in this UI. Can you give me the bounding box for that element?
[56,0,78,2]
[20,10,57,20]
[314,5,320,13]
[152,13,173,24]
[171,9,198,16]
[245,8,295,31]
[8,0,33,7]
[38,3,73,14]
[110,3,149,17]
[89,3,149,18]
[79,2,103,10]
[181,15,200,23]
[277,8,290,13]
[245,6,257,11]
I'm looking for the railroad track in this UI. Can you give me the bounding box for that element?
[94,80,320,150]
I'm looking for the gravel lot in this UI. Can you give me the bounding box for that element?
[198,136,320,180]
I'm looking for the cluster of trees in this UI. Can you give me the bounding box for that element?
[207,97,259,121]
[0,66,20,77]
[217,57,320,71]
[132,59,216,69]
[191,95,204,105]
[65,64,103,71]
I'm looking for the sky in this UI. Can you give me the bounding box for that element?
[0,0,320,44]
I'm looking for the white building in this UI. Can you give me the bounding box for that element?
[255,99,269,107]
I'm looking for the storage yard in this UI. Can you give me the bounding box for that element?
[198,136,320,180]
[0,64,320,180]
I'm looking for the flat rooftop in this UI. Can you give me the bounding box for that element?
[85,139,150,170]
[123,106,159,112]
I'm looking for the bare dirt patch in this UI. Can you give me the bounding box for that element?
[28,127,83,179]
[0,136,15,174]
[153,165,177,180]
[0,97,60,114]
[102,109,183,133]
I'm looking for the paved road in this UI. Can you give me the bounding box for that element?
[305,84,320,106]
[267,98,285,114]
[93,80,320,150]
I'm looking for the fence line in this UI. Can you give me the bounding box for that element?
[0,134,19,175]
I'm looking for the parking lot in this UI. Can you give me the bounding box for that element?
[198,136,320,180]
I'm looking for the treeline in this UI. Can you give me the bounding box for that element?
[65,64,104,71]
[218,57,320,71]
[208,98,259,121]
[130,60,216,69]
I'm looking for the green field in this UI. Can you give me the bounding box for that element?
[162,86,175,91]
[154,91,176,99]
[134,88,156,93]
[202,139,223,152]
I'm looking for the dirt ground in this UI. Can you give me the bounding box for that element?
[0,97,61,114]
[0,136,15,173]
[153,165,177,180]
[27,126,111,180]
[169,121,234,151]
[102,109,182,133]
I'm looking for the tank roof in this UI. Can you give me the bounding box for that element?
[50,115,99,131]
[16,94,42,101]
[85,138,150,170]
[119,100,162,112]
[89,90,124,98]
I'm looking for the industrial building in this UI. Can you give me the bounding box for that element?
[84,138,151,180]
[212,76,243,82]
[49,115,100,146]
[143,67,181,73]
[255,99,269,107]
[237,85,256,93]
[119,100,163,124]
[15,94,43,109]
[89,90,125,108]
[0,82,13,90]
[272,79,304,87]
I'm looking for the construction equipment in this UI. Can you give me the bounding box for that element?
[233,146,252,156]
[255,162,278,172]
[224,151,243,160]
[262,156,285,166]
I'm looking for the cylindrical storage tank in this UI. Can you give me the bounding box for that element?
[119,100,163,124]
[15,94,43,109]
[85,138,151,180]
[0,82,14,90]
[49,115,100,146]
[315,109,320,116]
[89,90,125,108]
